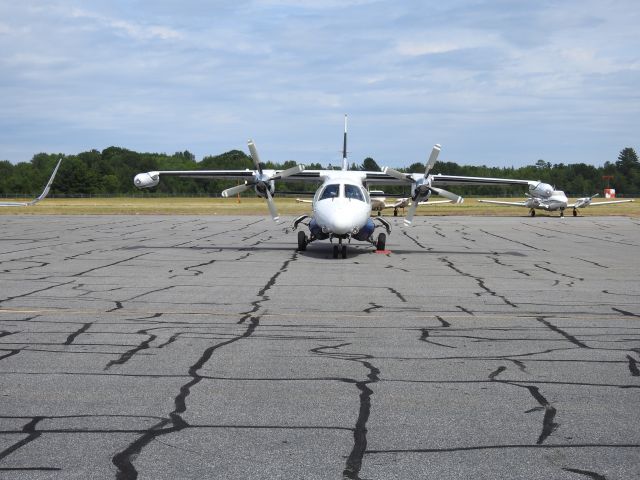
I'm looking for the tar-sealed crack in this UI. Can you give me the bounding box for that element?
[64,323,92,345]
[562,467,608,479]
[489,365,559,444]
[440,257,517,308]
[110,250,298,479]
[401,230,429,250]
[479,229,547,251]
[310,343,380,480]
[0,416,44,461]
[420,328,455,348]
[536,317,590,349]
[626,355,639,376]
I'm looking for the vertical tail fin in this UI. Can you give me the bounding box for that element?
[28,158,63,205]
[342,114,348,171]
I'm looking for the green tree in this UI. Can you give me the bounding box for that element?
[362,157,380,171]
[616,148,639,176]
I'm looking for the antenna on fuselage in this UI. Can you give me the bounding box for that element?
[342,114,348,171]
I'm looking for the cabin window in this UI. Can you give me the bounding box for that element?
[345,184,365,202]
[319,184,340,200]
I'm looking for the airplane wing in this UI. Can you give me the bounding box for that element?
[418,200,452,205]
[0,158,62,207]
[589,200,634,206]
[568,199,634,208]
[134,169,324,188]
[388,199,451,208]
[430,174,532,188]
[478,199,527,207]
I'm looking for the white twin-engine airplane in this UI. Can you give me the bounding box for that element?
[0,158,62,207]
[133,121,529,258]
[479,182,633,217]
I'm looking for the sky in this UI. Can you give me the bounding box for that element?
[1,0,639,168]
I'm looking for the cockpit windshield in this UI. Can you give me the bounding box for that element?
[344,184,365,202]
[318,183,366,202]
[319,184,340,200]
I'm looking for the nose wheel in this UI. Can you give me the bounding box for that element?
[332,239,348,259]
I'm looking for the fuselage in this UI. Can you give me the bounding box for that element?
[526,190,568,211]
[526,183,568,211]
[308,171,373,239]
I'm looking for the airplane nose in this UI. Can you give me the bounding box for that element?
[330,216,352,235]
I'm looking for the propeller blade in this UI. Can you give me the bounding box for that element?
[382,166,412,182]
[271,164,305,180]
[265,188,279,222]
[404,199,420,226]
[429,187,463,204]
[424,144,441,175]
[247,140,263,175]
[221,183,250,197]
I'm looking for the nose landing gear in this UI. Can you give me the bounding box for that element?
[332,238,348,259]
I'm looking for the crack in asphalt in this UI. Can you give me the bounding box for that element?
[310,343,380,480]
[562,467,608,479]
[110,250,298,479]
[441,257,518,308]
[64,322,92,345]
[489,365,559,444]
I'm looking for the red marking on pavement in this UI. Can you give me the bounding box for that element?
[375,250,392,254]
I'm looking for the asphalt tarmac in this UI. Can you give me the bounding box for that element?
[0,215,639,479]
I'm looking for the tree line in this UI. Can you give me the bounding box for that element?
[1,146,638,198]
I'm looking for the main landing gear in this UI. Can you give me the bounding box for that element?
[529,209,536,217]
[298,231,307,251]
[573,209,578,217]
[376,232,386,250]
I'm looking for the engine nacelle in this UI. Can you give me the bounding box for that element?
[573,197,591,208]
[134,172,160,189]
[529,182,553,198]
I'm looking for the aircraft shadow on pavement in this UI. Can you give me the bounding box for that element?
[123,244,525,257]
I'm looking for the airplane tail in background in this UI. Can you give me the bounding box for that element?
[0,158,62,207]
[30,158,63,205]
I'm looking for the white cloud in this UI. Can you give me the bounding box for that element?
[0,1,638,166]
[68,7,182,40]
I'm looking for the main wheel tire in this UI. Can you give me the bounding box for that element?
[341,245,347,259]
[530,210,536,217]
[376,232,386,251]
[297,231,307,251]
[393,209,398,217]
[560,210,564,218]
[572,209,577,217]
[332,245,339,259]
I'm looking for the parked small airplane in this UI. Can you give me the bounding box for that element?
[479,182,633,217]
[134,118,530,258]
[0,158,62,207]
